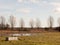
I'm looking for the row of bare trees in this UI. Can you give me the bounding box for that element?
[0,15,60,30]
[0,16,41,30]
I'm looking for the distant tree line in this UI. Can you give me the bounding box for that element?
[0,15,60,31]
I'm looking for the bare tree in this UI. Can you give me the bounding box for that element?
[35,19,41,28]
[48,16,54,29]
[19,18,24,29]
[5,23,10,29]
[57,17,60,31]
[29,19,34,28]
[58,17,60,27]
[0,16,5,29]
[9,15,16,29]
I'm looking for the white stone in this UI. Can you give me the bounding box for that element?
[8,37,18,41]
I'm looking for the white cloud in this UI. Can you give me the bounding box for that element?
[50,2,60,14]
[16,8,31,14]
[17,0,60,14]
[50,2,60,7]
[17,0,23,3]
[17,0,40,3]
[53,8,60,14]
[30,0,40,3]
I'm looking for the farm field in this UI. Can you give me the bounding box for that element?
[0,32,60,45]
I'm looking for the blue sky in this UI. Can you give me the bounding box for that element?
[0,0,60,27]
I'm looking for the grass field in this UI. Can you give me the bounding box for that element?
[0,32,60,45]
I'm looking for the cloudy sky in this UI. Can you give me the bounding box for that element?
[0,0,60,27]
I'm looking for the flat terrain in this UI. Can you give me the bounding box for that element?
[0,32,60,45]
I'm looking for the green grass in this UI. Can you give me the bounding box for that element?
[0,32,60,45]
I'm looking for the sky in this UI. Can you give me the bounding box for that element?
[0,0,60,27]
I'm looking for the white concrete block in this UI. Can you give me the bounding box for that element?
[8,37,18,41]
